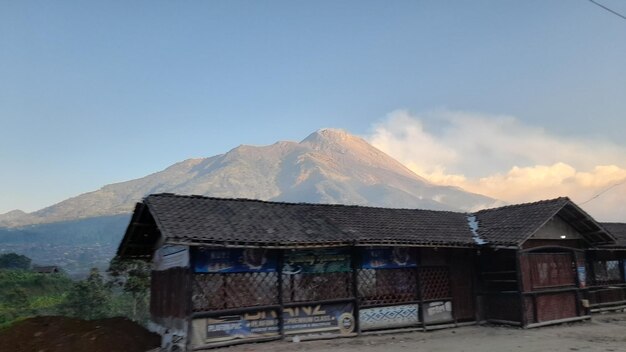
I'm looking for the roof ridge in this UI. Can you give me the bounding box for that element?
[475,196,570,213]
[146,192,465,214]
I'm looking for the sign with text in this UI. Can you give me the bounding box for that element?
[423,301,453,324]
[154,245,189,270]
[361,247,417,269]
[193,248,277,273]
[359,304,420,331]
[283,248,351,274]
[205,310,279,343]
[283,302,355,336]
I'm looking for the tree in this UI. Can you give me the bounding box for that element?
[61,268,112,320]
[107,258,151,323]
[0,253,31,270]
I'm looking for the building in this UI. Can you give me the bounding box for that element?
[116,193,621,351]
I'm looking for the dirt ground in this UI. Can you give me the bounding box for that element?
[222,311,626,352]
[0,316,161,352]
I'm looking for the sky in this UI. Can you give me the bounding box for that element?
[1,1,625,220]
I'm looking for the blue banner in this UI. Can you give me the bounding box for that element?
[283,302,355,335]
[361,247,417,269]
[205,310,279,342]
[283,248,351,274]
[193,248,277,273]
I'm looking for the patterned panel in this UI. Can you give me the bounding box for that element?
[536,292,577,322]
[359,304,419,330]
[419,267,451,300]
[193,272,279,311]
[528,253,576,289]
[357,268,417,307]
[282,272,352,303]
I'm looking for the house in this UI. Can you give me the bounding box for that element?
[32,265,60,274]
[116,194,619,350]
[473,198,615,328]
[117,193,480,350]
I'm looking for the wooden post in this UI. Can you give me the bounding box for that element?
[351,245,361,335]
[277,249,285,339]
[415,248,427,331]
[515,250,527,327]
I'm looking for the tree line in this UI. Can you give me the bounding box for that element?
[0,253,150,327]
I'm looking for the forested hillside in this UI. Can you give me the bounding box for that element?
[0,214,130,276]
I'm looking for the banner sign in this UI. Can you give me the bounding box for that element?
[154,245,189,270]
[205,310,279,343]
[193,248,277,273]
[283,302,355,336]
[283,248,351,274]
[361,247,417,269]
[423,301,453,324]
[359,304,419,331]
[577,266,586,288]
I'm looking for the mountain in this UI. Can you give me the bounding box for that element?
[1,129,497,228]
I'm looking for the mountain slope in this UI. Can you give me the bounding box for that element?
[0,129,497,227]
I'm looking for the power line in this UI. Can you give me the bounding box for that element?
[588,0,626,20]
[579,178,626,205]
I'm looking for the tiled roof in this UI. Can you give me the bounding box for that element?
[117,194,617,258]
[474,197,614,247]
[140,193,476,248]
[601,222,626,248]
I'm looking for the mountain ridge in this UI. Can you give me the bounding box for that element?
[0,128,499,228]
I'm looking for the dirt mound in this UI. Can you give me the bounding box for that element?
[0,316,161,352]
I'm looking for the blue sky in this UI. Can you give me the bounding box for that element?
[1,1,625,215]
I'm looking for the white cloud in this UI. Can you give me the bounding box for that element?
[366,110,626,221]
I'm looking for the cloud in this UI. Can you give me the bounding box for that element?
[366,110,626,221]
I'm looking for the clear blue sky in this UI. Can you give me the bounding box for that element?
[1,1,625,213]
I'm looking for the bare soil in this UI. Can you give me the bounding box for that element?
[223,311,626,352]
[0,316,161,352]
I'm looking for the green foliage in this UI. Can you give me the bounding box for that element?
[0,257,151,328]
[107,258,151,323]
[60,268,112,320]
[0,253,31,270]
[0,269,72,326]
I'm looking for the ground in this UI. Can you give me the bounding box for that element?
[222,311,626,352]
[0,316,160,352]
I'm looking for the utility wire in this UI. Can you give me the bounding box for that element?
[588,0,626,20]
[579,178,626,205]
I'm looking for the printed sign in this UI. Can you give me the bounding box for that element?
[205,310,279,343]
[283,302,355,336]
[154,245,189,270]
[361,247,417,269]
[283,248,351,274]
[359,304,419,331]
[193,248,277,273]
[577,266,586,288]
[423,301,453,324]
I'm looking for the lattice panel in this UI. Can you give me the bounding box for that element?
[536,292,577,322]
[282,272,352,303]
[528,253,575,289]
[192,272,279,311]
[590,260,623,286]
[419,267,451,300]
[358,268,417,307]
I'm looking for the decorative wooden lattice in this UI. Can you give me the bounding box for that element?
[419,267,451,300]
[192,272,279,311]
[282,272,352,303]
[590,260,622,286]
[357,268,418,307]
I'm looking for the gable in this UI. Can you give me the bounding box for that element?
[531,216,583,241]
